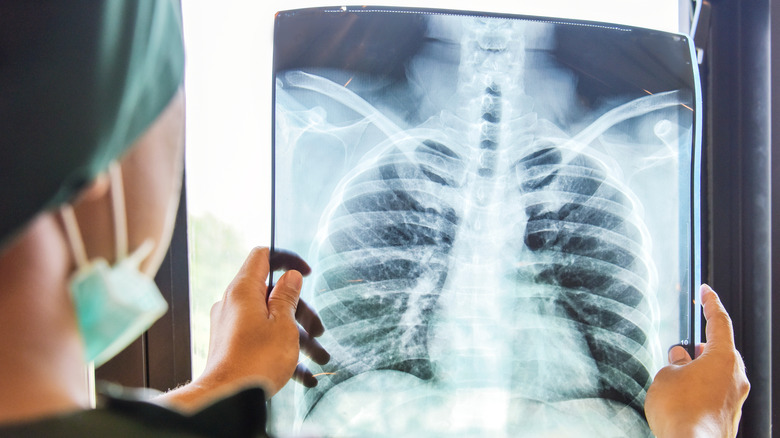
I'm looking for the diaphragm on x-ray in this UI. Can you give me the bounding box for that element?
[270,7,701,437]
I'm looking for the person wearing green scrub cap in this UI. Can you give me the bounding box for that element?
[0,1,328,436]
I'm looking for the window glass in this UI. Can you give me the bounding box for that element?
[181,0,681,404]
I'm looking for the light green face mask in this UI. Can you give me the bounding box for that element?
[60,163,168,367]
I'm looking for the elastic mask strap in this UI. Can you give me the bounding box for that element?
[59,161,126,270]
[59,205,89,270]
[108,162,155,267]
[108,162,128,261]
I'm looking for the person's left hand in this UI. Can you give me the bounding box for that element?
[644,285,749,437]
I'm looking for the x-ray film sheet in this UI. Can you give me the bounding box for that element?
[270,6,701,437]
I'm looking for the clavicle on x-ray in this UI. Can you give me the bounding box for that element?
[271,7,701,437]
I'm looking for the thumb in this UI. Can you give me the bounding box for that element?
[668,345,692,366]
[268,270,302,320]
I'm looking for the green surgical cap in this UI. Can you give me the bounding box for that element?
[0,0,185,249]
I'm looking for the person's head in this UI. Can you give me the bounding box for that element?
[0,0,185,365]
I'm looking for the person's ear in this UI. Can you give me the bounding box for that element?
[75,172,110,204]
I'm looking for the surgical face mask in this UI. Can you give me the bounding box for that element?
[60,162,168,367]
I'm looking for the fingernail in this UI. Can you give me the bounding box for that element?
[700,284,717,303]
[279,270,303,290]
[669,346,687,364]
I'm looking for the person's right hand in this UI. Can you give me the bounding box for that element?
[644,284,750,438]
[154,247,329,412]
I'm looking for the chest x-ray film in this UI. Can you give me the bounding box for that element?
[271,6,701,437]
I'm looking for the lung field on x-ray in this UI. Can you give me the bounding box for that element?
[273,9,694,438]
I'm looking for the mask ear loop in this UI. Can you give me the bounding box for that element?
[107,162,155,266]
[107,162,128,261]
[59,161,128,269]
[59,205,89,271]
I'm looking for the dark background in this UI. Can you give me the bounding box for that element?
[273,6,697,105]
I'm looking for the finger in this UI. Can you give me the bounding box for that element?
[694,343,706,358]
[299,326,330,365]
[292,363,318,388]
[700,284,736,350]
[268,270,302,320]
[224,247,271,301]
[270,249,312,276]
[209,299,223,319]
[668,345,692,365]
[296,298,325,337]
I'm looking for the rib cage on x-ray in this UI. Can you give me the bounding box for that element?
[273,10,695,438]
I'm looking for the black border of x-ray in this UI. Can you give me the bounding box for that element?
[270,5,703,356]
[272,6,697,105]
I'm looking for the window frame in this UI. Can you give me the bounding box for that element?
[701,0,773,435]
